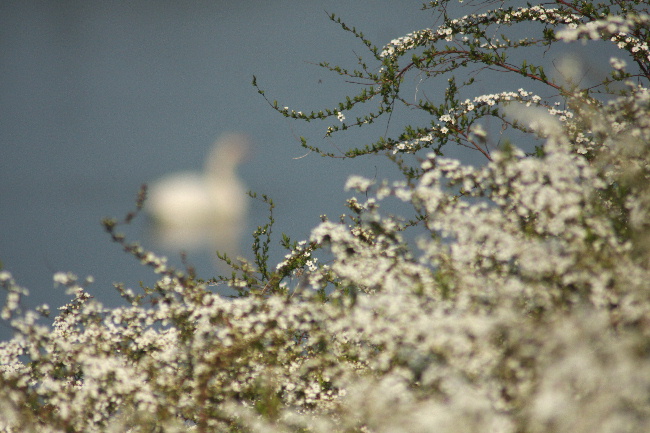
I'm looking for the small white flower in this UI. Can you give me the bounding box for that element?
[610,57,627,70]
[470,124,487,139]
[345,175,374,192]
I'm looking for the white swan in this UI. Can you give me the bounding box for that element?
[147,133,250,253]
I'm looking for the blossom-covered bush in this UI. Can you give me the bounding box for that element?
[2,1,650,432]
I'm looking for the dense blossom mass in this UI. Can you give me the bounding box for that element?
[2,1,650,432]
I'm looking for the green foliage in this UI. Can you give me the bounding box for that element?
[256,0,649,165]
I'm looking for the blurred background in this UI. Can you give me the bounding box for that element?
[0,1,443,331]
[2,1,612,343]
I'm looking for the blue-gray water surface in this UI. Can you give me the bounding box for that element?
[1,1,445,339]
[4,1,601,342]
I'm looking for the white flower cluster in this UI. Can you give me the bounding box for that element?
[557,14,650,61]
[380,29,434,58]
[380,5,581,59]
[392,89,571,154]
[1,2,649,432]
[392,134,434,153]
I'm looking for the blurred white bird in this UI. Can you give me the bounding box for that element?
[147,133,251,254]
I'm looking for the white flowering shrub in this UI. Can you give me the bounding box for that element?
[2,1,650,432]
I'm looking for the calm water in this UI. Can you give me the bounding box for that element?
[1,1,442,340]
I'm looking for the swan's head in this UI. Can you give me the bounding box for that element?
[204,132,251,175]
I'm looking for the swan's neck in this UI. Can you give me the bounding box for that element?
[203,136,248,187]
[204,154,240,185]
